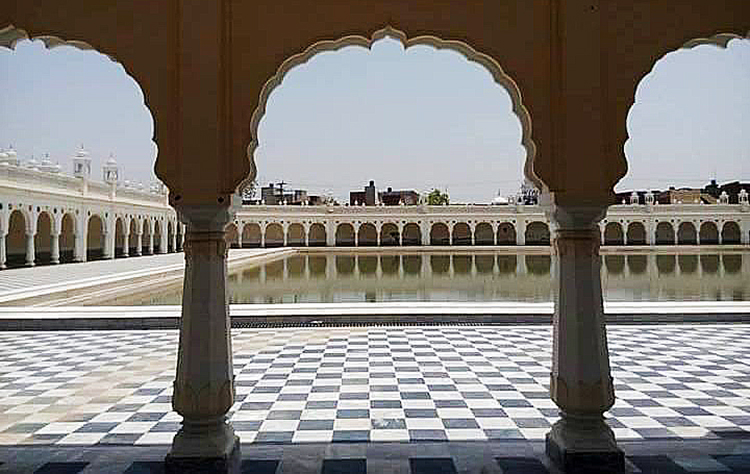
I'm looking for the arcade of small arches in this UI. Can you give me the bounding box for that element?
[225,207,750,249]
[1,204,184,268]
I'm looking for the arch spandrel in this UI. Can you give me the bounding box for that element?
[1,2,177,198]
[605,0,750,199]
[4,1,749,208]
[232,2,551,195]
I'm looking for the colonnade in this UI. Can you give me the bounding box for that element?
[0,206,184,268]
[227,207,749,249]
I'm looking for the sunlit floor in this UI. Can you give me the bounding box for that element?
[0,324,748,472]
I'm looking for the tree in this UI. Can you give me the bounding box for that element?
[426,188,449,205]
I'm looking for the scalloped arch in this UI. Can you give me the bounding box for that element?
[624,30,750,181]
[242,26,540,195]
[0,24,159,178]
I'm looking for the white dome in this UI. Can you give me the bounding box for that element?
[106,154,117,165]
[76,148,90,158]
[0,151,7,159]
[492,195,509,205]
[5,147,17,158]
[41,154,53,166]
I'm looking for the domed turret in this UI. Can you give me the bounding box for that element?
[73,145,92,178]
[38,153,62,173]
[0,146,20,166]
[26,155,40,170]
[103,153,119,184]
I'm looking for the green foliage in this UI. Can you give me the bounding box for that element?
[426,188,449,205]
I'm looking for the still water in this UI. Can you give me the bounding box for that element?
[125,251,749,305]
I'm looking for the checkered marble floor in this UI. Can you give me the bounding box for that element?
[1,325,749,449]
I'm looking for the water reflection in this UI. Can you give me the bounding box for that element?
[122,251,748,305]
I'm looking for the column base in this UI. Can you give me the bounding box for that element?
[165,437,240,474]
[25,262,35,267]
[545,417,624,474]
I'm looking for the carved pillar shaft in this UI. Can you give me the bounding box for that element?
[50,234,60,264]
[546,205,623,473]
[0,234,6,269]
[135,233,143,256]
[168,204,238,465]
[122,233,129,257]
[25,234,35,266]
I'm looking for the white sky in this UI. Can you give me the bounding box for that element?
[0,36,748,203]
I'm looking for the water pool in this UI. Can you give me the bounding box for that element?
[115,249,750,305]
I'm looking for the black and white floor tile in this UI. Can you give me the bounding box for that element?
[1,325,749,450]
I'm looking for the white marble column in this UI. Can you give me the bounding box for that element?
[73,233,84,262]
[326,222,335,247]
[122,232,130,258]
[25,233,35,267]
[134,233,143,256]
[160,231,168,254]
[421,223,430,246]
[0,234,6,269]
[50,233,60,264]
[167,203,239,470]
[148,233,155,255]
[645,222,655,246]
[545,204,623,473]
[104,232,115,259]
[516,221,526,246]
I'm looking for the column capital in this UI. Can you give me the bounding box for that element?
[174,200,238,233]
[548,204,608,230]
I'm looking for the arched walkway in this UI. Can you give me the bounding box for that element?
[308,223,326,247]
[451,223,471,246]
[380,223,400,246]
[114,218,126,257]
[142,220,152,255]
[6,210,27,267]
[167,221,175,252]
[699,222,719,245]
[677,222,697,245]
[86,214,105,261]
[626,222,646,245]
[357,223,377,247]
[604,222,624,246]
[474,222,494,245]
[722,221,741,244]
[225,223,240,248]
[402,223,421,246]
[242,223,261,247]
[335,223,355,247]
[655,222,675,245]
[287,223,305,246]
[430,223,450,246]
[60,213,76,263]
[265,223,284,247]
[176,223,184,251]
[525,221,550,245]
[35,212,53,265]
[128,219,138,256]
[153,221,162,253]
[496,222,516,245]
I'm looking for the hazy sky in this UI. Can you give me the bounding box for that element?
[0,36,748,203]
